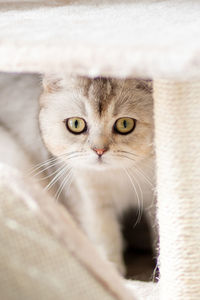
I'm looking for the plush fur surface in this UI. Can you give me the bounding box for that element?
[0,1,200,79]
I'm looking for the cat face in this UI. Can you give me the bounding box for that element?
[39,75,153,170]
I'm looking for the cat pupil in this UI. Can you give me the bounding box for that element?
[123,120,127,128]
[75,120,78,128]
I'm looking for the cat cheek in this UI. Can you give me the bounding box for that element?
[39,95,47,108]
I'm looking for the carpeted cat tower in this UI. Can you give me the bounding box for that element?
[0,1,200,299]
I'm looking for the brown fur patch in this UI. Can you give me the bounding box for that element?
[86,77,116,115]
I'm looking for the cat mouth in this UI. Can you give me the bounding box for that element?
[97,157,104,164]
[94,156,108,167]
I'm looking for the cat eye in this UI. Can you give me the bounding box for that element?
[114,117,136,135]
[66,117,87,134]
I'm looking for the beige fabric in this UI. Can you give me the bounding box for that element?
[0,189,114,300]
[0,0,200,79]
[154,81,200,300]
[0,164,135,300]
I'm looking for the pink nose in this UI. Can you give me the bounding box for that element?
[93,148,107,156]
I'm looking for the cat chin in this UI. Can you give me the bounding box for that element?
[71,160,110,171]
[71,159,134,171]
[74,165,118,171]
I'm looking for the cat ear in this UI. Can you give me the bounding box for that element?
[135,80,153,93]
[146,80,153,91]
[42,74,62,93]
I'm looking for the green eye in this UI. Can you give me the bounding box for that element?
[114,117,136,134]
[66,117,87,134]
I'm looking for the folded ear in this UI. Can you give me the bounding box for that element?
[42,74,62,93]
[146,80,153,91]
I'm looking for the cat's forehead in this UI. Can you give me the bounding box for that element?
[75,77,153,117]
[79,77,116,115]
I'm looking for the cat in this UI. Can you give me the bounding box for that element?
[0,73,155,275]
[39,75,155,275]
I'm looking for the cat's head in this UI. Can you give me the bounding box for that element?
[39,75,153,170]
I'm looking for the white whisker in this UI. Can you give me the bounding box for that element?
[32,159,62,177]
[38,163,66,181]
[29,150,84,174]
[55,170,73,201]
[29,156,59,174]
[131,170,144,213]
[45,164,70,191]
[30,152,84,179]
[123,168,142,226]
[134,165,154,188]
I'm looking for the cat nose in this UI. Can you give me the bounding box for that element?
[93,147,107,157]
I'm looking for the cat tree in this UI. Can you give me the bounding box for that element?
[0,1,200,299]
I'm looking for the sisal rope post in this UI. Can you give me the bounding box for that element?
[154,80,200,300]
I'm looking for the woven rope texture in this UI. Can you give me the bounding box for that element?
[154,80,200,300]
